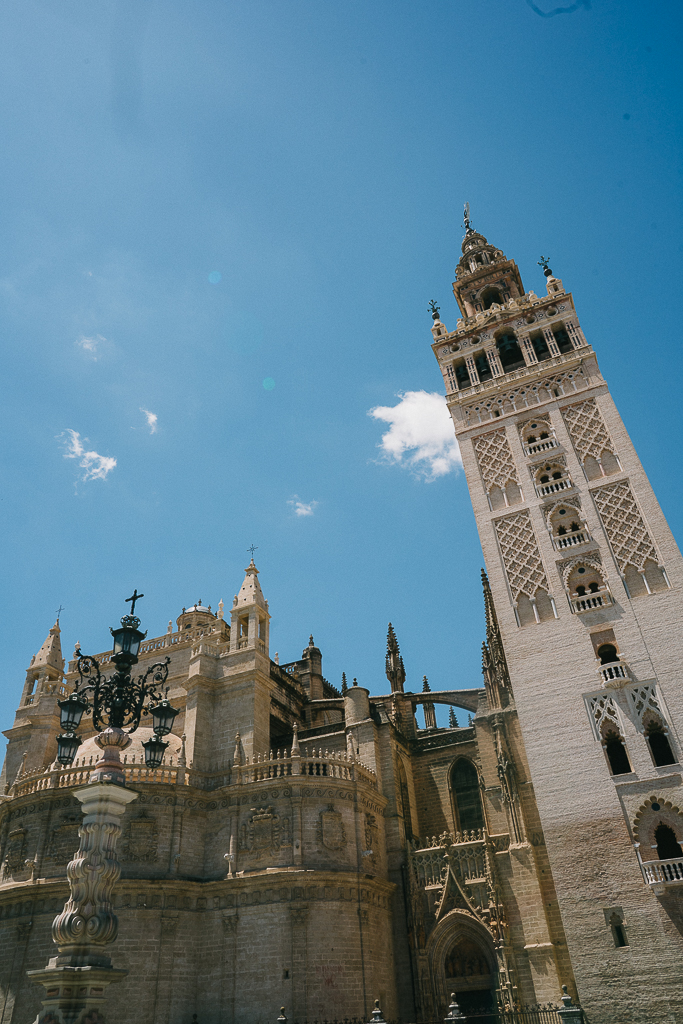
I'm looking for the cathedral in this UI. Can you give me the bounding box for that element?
[1,220,682,1024]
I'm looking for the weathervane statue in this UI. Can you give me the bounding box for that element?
[463,201,471,232]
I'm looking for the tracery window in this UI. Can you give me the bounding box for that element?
[450,758,485,833]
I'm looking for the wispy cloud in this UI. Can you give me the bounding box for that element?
[59,429,117,482]
[288,496,318,517]
[77,334,105,358]
[368,390,461,481]
[141,408,158,434]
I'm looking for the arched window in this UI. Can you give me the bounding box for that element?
[603,730,632,776]
[646,721,677,767]
[655,823,683,860]
[450,758,484,833]
[480,287,503,309]
[495,333,525,373]
[597,643,618,665]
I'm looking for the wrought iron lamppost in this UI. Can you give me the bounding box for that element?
[28,591,179,1024]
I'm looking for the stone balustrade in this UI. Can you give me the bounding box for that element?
[598,660,631,685]
[525,438,558,456]
[641,856,683,889]
[554,531,588,550]
[536,477,572,497]
[571,589,614,614]
[10,746,377,797]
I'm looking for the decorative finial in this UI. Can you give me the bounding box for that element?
[353,677,358,686]
[463,201,471,233]
[449,707,457,728]
[341,672,348,696]
[428,299,440,321]
[422,675,431,693]
[247,544,258,560]
[125,589,144,615]
[309,634,314,647]
[538,255,553,277]
[218,599,224,620]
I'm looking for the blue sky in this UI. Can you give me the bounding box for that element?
[1,0,682,738]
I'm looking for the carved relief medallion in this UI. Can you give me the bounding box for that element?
[46,817,81,863]
[121,813,159,863]
[317,805,346,850]
[3,827,27,875]
[240,806,290,858]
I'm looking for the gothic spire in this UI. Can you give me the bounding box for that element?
[341,672,348,696]
[386,623,406,693]
[422,675,431,693]
[481,570,511,704]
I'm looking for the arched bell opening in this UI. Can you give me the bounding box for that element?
[480,287,503,310]
[495,332,525,374]
[655,822,683,861]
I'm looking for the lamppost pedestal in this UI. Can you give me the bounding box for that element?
[28,781,138,1024]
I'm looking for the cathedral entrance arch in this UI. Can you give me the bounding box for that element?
[426,910,498,1020]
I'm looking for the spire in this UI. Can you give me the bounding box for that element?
[422,675,431,693]
[341,672,348,696]
[236,558,267,610]
[449,707,457,728]
[421,675,436,730]
[30,620,65,675]
[385,623,406,693]
[481,570,512,705]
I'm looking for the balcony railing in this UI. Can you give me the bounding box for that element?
[571,589,614,614]
[524,438,558,456]
[536,477,572,497]
[553,531,588,551]
[641,856,683,890]
[598,660,631,686]
[10,746,377,796]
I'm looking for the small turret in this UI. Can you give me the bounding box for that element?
[452,211,524,318]
[229,559,270,655]
[21,620,65,706]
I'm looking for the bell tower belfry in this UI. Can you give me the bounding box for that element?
[431,213,683,1021]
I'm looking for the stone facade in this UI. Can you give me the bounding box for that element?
[2,223,680,1024]
[0,561,572,1024]
[432,227,683,1024]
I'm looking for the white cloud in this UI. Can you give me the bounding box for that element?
[59,429,117,482]
[77,334,105,358]
[141,408,158,434]
[288,496,318,517]
[368,390,461,481]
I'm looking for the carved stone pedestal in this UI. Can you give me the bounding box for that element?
[27,965,127,1024]
[28,781,137,1023]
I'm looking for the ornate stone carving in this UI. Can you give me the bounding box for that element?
[592,480,659,574]
[494,510,549,600]
[3,827,27,874]
[121,813,158,863]
[46,817,81,863]
[239,806,288,858]
[317,805,346,850]
[51,782,138,968]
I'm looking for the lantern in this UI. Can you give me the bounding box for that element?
[150,699,179,737]
[57,692,88,732]
[142,734,168,769]
[56,732,81,766]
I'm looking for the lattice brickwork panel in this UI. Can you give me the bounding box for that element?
[473,429,518,492]
[562,399,615,462]
[464,366,587,426]
[494,511,549,600]
[586,692,621,741]
[592,481,658,573]
[625,683,662,733]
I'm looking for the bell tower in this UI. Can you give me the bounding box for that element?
[431,213,683,1021]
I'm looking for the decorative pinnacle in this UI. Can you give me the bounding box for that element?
[341,672,348,696]
[449,707,457,728]
[422,675,431,693]
[352,677,358,687]
[463,201,471,233]
[537,255,553,277]
[428,299,440,321]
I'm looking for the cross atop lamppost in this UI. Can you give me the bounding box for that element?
[125,588,144,616]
